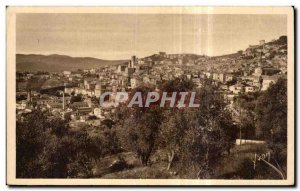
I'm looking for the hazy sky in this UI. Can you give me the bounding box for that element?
[16,14,287,60]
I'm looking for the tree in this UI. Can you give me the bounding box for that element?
[158,77,196,170]
[255,78,287,167]
[157,78,236,177]
[234,92,262,139]
[158,109,193,170]
[226,78,237,86]
[101,118,115,129]
[16,110,51,177]
[117,85,163,166]
[177,85,236,178]
[159,77,195,92]
[66,130,100,178]
[16,109,111,178]
[16,94,27,101]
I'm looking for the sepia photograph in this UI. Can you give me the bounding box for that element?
[6,6,294,186]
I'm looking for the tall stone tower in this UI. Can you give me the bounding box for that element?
[131,55,137,68]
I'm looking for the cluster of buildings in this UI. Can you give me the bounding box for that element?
[16,36,288,127]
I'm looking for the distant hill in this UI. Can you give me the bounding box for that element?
[16,54,128,72]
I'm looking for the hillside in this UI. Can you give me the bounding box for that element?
[16,54,128,72]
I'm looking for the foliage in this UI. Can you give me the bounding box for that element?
[16,94,27,101]
[101,119,115,129]
[116,78,237,177]
[236,158,283,179]
[176,85,236,178]
[159,77,196,92]
[234,92,262,139]
[226,78,237,86]
[17,77,288,179]
[117,85,164,166]
[255,78,287,166]
[16,109,119,178]
[158,109,193,170]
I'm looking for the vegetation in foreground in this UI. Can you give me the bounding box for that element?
[16,78,287,179]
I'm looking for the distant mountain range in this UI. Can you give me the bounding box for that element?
[16,54,128,72]
[16,36,287,72]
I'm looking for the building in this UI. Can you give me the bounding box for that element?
[130,78,140,89]
[127,68,136,77]
[70,101,89,110]
[203,72,212,78]
[93,108,103,118]
[261,76,279,91]
[229,84,244,94]
[16,100,27,110]
[90,68,96,74]
[253,67,263,76]
[225,74,234,82]
[212,73,225,83]
[47,102,63,110]
[263,68,281,76]
[76,107,93,116]
[130,55,138,68]
[218,73,225,83]
[117,64,128,73]
[32,96,53,105]
[259,40,265,46]
[245,86,256,93]
[65,87,75,95]
[63,71,71,77]
[159,52,167,57]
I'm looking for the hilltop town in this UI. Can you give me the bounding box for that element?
[15,35,288,179]
[16,35,287,123]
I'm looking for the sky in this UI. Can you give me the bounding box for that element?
[16,13,287,60]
